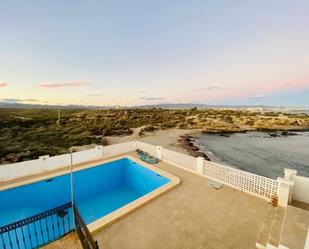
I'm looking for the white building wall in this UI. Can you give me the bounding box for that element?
[292,175,309,204]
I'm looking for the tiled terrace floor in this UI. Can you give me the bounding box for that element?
[42,232,82,249]
[3,152,273,249]
[92,153,270,249]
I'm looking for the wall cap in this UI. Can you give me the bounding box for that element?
[39,155,50,160]
[284,168,297,175]
[277,177,295,186]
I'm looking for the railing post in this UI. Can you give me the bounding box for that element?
[284,168,297,180]
[39,155,50,170]
[156,146,162,160]
[277,168,297,207]
[95,145,104,156]
[196,157,204,175]
[283,168,297,203]
[277,177,294,207]
[39,155,49,161]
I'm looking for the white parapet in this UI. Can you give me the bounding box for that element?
[4,140,307,206]
[133,140,138,150]
[196,157,204,175]
[292,175,309,204]
[283,168,297,204]
[277,177,294,207]
[0,141,137,182]
[156,146,162,160]
[39,155,50,161]
[95,145,104,155]
[284,168,297,180]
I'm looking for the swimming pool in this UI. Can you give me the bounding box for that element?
[0,157,174,226]
[0,156,179,247]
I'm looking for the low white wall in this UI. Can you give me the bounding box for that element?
[0,142,136,182]
[103,141,137,158]
[138,141,279,201]
[0,159,43,181]
[292,175,309,204]
[136,142,157,157]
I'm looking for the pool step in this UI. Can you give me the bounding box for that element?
[256,205,309,249]
[279,206,309,249]
[267,206,284,248]
[256,205,276,249]
[256,205,285,249]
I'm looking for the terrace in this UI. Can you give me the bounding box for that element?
[0,141,309,249]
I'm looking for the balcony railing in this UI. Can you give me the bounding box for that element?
[0,202,73,249]
[137,141,279,201]
[74,205,99,249]
[0,203,99,249]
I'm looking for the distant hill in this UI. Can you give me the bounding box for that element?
[0,101,308,113]
[0,102,113,110]
[133,103,271,109]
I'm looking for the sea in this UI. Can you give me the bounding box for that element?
[192,131,309,179]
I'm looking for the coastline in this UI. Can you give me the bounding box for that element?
[107,128,211,160]
[107,127,309,166]
[177,134,211,161]
[189,130,309,178]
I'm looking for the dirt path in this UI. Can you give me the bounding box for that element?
[106,128,201,154]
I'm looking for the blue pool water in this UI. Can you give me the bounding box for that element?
[0,158,170,228]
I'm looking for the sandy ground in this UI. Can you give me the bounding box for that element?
[106,128,201,155]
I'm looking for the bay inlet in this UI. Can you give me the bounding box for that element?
[192,131,309,179]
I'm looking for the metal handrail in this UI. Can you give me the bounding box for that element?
[0,202,73,249]
[74,205,99,249]
[0,203,99,249]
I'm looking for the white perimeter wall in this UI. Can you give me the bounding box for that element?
[292,175,309,204]
[0,141,136,182]
[1,140,309,205]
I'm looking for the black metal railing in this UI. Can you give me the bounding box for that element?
[0,202,73,249]
[0,203,99,249]
[74,205,99,249]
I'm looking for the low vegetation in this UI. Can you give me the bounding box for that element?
[0,108,308,164]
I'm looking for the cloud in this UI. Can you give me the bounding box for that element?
[87,93,104,97]
[250,94,265,99]
[1,98,38,103]
[0,82,8,87]
[194,86,227,91]
[38,81,89,88]
[140,96,165,101]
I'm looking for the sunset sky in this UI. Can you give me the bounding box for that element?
[0,1,309,107]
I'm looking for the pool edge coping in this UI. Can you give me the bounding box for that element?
[0,154,130,191]
[88,155,180,233]
[0,154,181,234]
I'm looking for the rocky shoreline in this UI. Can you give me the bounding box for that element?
[178,134,211,161]
[178,129,309,161]
[201,130,305,138]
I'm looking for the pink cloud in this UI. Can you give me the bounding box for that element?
[258,80,309,94]
[38,81,90,88]
[192,78,309,102]
[0,82,8,87]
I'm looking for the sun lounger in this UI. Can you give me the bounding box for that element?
[136,150,159,164]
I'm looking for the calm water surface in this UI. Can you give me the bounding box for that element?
[193,132,309,179]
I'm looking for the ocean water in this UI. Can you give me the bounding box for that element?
[193,132,309,179]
